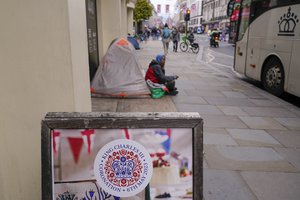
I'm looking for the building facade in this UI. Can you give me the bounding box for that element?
[150,0,178,27]
[174,0,203,33]
[0,0,136,199]
[175,0,187,32]
[187,0,203,32]
[202,0,230,32]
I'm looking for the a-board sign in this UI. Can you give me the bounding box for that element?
[41,112,203,200]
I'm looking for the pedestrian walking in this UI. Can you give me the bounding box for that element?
[161,23,171,56]
[156,29,161,40]
[151,28,157,40]
[171,27,180,52]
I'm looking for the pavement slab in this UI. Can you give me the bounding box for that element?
[92,96,177,112]
[248,98,280,107]
[180,73,203,80]
[260,92,294,106]
[275,117,300,130]
[274,148,300,171]
[239,116,287,130]
[241,106,297,117]
[203,127,229,134]
[204,133,238,145]
[226,129,282,147]
[267,130,300,148]
[188,82,233,90]
[176,104,224,115]
[184,89,225,97]
[240,90,266,99]
[204,145,297,172]
[171,95,208,105]
[218,106,249,116]
[204,97,256,106]
[202,115,248,128]
[241,171,300,200]
[91,98,118,112]
[284,105,300,116]
[204,169,257,200]
[221,91,248,98]
[116,97,177,112]
[175,80,199,90]
[203,159,209,169]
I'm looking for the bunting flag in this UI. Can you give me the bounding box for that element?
[123,128,131,139]
[81,129,95,154]
[191,3,196,12]
[155,128,172,154]
[68,137,84,163]
[181,2,187,11]
[52,130,60,155]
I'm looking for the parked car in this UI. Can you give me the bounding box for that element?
[197,27,204,34]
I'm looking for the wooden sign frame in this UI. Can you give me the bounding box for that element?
[41,112,203,200]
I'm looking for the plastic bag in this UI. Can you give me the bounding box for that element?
[150,88,165,99]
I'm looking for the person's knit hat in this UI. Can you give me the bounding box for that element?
[156,54,165,63]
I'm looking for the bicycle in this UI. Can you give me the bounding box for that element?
[179,35,199,54]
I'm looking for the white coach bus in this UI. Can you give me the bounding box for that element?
[232,0,300,97]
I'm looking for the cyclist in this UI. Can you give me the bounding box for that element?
[187,32,195,45]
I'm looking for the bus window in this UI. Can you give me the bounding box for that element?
[278,0,300,5]
[227,0,241,43]
[250,0,273,23]
[250,0,300,23]
[237,0,251,41]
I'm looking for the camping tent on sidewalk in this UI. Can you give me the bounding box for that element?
[91,38,150,97]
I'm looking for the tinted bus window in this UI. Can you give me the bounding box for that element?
[250,0,300,23]
[237,0,251,41]
[250,0,272,23]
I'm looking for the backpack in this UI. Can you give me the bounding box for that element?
[162,28,170,39]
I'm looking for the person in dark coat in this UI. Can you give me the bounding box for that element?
[145,54,179,95]
[171,27,180,52]
[187,32,195,44]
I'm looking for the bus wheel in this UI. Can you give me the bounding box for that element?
[262,57,284,96]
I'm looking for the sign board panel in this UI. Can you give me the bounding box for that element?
[41,112,203,200]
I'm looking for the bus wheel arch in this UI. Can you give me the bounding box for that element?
[261,56,285,96]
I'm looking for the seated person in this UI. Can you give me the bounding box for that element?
[187,32,195,44]
[145,54,179,95]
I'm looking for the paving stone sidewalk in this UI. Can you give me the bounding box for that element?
[92,39,300,200]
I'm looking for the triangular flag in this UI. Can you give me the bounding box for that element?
[123,128,131,139]
[81,129,95,154]
[68,137,84,163]
[155,129,172,154]
[52,130,60,155]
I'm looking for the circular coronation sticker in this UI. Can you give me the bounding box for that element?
[93,139,153,197]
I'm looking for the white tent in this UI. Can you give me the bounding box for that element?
[91,38,150,97]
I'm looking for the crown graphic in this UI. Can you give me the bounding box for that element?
[112,156,135,179]
[278,7,299,36]
[57,191,78,200]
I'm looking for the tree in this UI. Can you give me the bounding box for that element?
[133,0,152,32]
